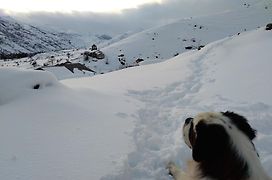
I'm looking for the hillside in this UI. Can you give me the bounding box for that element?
[101,4,271,66]
[1,25,272,180]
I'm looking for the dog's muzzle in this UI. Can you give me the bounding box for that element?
[183,117,195,149]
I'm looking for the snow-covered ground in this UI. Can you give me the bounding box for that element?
[0,68,136,180]
[1,26,272,180]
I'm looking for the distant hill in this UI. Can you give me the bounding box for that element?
[101,3,271,67]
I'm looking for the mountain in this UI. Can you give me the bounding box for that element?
[1,25,272,180]
[0,16,74,54]
[0,16,108,57]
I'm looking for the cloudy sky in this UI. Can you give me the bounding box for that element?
[0,0,162,13]
[0,0,261,36]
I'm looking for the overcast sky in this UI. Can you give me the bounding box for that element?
[0,0,263,36]
[0,0,163,13]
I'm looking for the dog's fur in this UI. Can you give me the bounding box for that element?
[167,111,271,180]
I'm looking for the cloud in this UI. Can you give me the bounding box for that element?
[1,0,256,36]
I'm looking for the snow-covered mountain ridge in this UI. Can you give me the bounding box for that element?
[0,16,79,55]
[0,16,114,57]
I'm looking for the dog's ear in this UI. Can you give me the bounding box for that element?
[222,111,256,140]
[192,121,229,162]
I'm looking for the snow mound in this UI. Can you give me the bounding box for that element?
[0,68,60,105]
[0,68,135,180]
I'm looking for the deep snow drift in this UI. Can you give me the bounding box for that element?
[0,68,135,180]
[1,27,272,180]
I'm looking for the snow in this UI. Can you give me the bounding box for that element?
[196,30,272,105]
[1,25,272,180]
[0,68,135,180]
[0,68,60,105]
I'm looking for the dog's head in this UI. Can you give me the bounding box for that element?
[183,111,256,162]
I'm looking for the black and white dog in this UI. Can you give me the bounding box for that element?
[168,111,271,180]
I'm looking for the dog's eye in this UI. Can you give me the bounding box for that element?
[185,117,193,125]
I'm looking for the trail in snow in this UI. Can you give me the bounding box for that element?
[101,38,226,179]
[102,36,272,179]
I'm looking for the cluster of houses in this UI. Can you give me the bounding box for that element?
[83,44,105,61]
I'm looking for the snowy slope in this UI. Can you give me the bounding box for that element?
[1,25,272,180]
[101,4,271,67]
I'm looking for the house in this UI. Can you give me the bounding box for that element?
[91,44,98,51]
[94,50,105,59]
[83,50,105,60]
